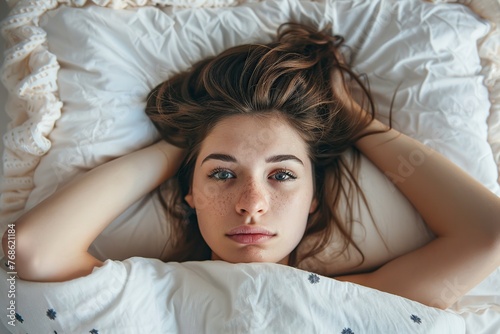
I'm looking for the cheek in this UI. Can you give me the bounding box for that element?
[270,191,289,213]
[270,187,313,222]
[192,183,233,217]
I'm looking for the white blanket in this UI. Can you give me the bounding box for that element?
[0,259,465,333]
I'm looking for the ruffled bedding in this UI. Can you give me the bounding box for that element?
[0,0,499,332]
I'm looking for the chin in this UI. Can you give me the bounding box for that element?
[215,252,289,265]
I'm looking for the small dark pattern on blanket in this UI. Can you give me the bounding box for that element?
[15,312,23,323]
[47,308,57,320]
[308,273,320,284]
[411,314,422,324]
[14,309,99,333]
[305,272,424,333]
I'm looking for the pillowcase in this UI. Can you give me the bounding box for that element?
[1,0,497,277]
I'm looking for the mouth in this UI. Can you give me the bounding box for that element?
[226,226,276,245]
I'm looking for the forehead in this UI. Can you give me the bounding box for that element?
[198,113,309,160]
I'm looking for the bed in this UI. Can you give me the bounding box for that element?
[0,0,499,332]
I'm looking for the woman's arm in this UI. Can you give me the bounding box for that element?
[2,140,184,282]
[336,119,500,309]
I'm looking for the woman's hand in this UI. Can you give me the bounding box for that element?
[336,119,500,309]
[3,140,185,282]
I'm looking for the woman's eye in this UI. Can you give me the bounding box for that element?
[209,169,235,181]
[271,170,297,182]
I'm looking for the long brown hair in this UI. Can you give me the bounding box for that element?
[145,23,389,267]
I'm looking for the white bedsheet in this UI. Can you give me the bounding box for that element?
[0,258,465,333]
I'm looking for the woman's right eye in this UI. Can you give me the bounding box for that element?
[208,168,235,181]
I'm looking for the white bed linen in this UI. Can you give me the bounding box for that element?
[0,0,499,333]
[0,258,466,333]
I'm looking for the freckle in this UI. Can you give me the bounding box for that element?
[216,193,232,216]
[272,193,287,212]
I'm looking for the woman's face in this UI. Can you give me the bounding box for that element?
[184,113,317,265]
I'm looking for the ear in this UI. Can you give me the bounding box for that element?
[309,197,318,214]
[184,190,195,209]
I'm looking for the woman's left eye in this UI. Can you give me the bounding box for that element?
[208,168,235,181]
[270,170,297,182]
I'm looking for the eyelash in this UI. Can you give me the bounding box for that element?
[207,167,297,182]
[208,168,234,182]
[272,169,297,182]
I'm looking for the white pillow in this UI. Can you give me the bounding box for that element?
[7,0,497,277]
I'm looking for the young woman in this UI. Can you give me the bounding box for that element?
[4,23,500,310]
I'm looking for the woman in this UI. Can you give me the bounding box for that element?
[5,23,500,309]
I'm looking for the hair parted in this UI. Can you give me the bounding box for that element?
[145,22,389,267]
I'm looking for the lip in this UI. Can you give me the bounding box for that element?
[226,226,276,245]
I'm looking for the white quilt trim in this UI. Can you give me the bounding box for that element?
[6,0,240,9]
[57,0,239,8]
[0,0,61,221]
[481,28,500,186]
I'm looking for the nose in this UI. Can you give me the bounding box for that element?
[235,180,269,218]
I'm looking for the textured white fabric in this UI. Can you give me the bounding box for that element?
[0,258,466,333]
[0,0,499,333]
[480,22,500,185]
[0,0,62,218]
[429,0,500,186]
[428,0,500,23]
[5,0,239,9]
[450,267,500,334]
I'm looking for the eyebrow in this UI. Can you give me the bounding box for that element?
[201,153,304,166]
[201,153,237,165]
[266,154,304,165]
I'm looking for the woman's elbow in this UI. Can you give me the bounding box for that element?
[481,216,500,262]
[2,223,44,281]
[491,225,500,266]
[489,201,500,248]
[467,212,500,262]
